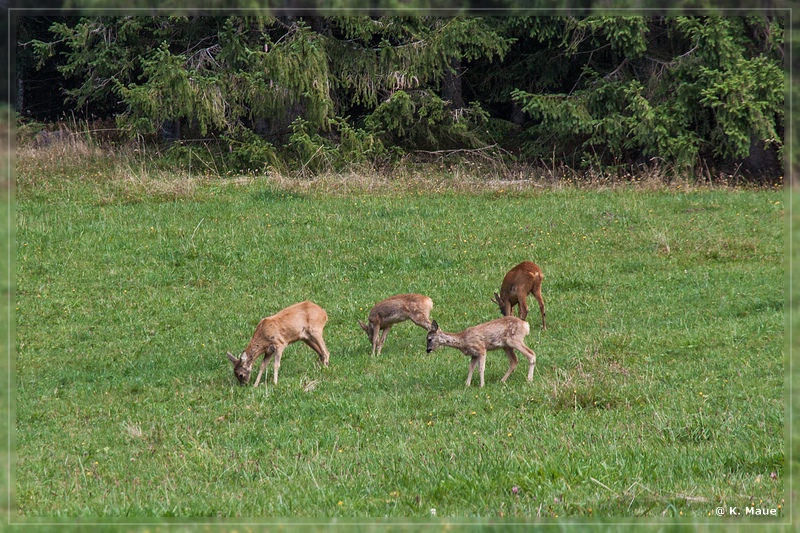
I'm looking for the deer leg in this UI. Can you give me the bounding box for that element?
[303,336,328,366]
[500,347,519,383]
[517,290,529,320]
[478,353,487,388]
[466,356,479,387]
[272,346,285,385]
[303,337,319,353]
[370,325,382,357]
[313,332,331,366]
[253,353,272,387]
[533,284,546,330]
[512,342,537,382]
[376,327,391,357]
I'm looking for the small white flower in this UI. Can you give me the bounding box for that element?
[430,508,437,517]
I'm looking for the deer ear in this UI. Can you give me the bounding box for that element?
[358,320,369,332]
[226,351,238,364]
[430,320,439,332]
[266,345,276,355]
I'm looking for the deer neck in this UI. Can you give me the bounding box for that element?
[439,331,468,350]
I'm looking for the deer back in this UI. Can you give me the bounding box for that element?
[499,262,542,298]
[464,316,530,351]
[370,294,432,325]
[253,300,328,347]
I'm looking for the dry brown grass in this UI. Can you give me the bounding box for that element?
[15,133,783,202]
[94,167,204,205]
[258,161,720,196]
[16,141,212,203]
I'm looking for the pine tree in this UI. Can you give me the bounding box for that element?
[20,14,785,176]
[508,16,784,172]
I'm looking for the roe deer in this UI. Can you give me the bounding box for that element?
[226,300,330,386]
[359,293,434,356]
[491,261,546,330]
[426,317,537,388]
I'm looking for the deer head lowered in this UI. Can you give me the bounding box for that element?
[358,293,434,356]
[491,261,546,330]
[426,316,537,388]
[226,300,330,387]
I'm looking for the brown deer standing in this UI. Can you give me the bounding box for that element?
[426,317,537,388]
[226,301,330,386]
[359,293,434,356]
[491,261,546,330]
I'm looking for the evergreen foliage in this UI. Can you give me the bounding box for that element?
[508,16,784,170]
[18,14,785,178]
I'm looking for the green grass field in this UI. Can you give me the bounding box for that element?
[13,162,785,521]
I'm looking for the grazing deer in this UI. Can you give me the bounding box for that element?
[491,261,546,330]
[426,317,537,388]
[359,293,434,356]
[226,301,330,387]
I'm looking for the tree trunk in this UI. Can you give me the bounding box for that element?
[441,57,464,109]
[17,77,24,115]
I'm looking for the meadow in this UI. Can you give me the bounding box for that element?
[13,151,785,523]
